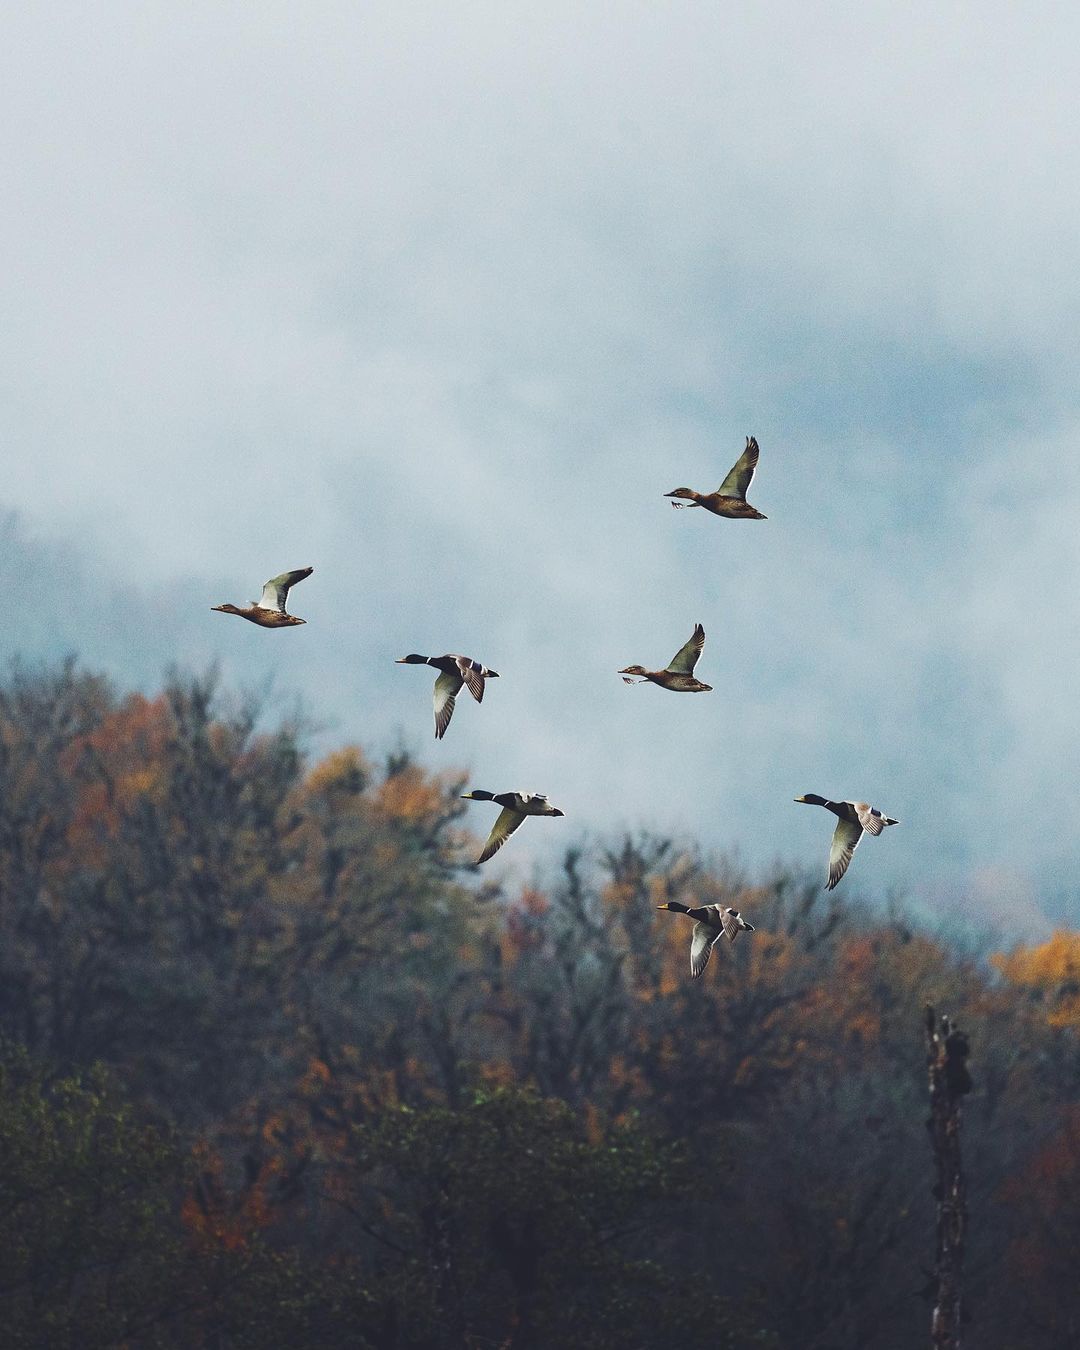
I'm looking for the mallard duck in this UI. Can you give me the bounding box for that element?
[794,795,899,890]
[461,790,564,864]
[656,901,755,978]
[619,623,711,692]
[212,567,313,628]
[395,653,499,740]
[665,435,766,519]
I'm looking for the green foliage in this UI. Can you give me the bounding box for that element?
[0,1046,379,1349]
[0,1047,181,1348]
[343,1086,769,1349]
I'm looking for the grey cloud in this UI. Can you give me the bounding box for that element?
[3,3,1080,917]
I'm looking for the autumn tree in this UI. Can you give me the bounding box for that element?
[2,659,1080,1349]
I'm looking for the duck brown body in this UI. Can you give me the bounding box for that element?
[665,490,766,520]
[620,623,711,692]
[619,666,712,692]
[666,435,766,519]
[212,567,313,628]
[211,603,307,628]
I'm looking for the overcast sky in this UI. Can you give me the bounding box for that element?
[3,2,1080,927]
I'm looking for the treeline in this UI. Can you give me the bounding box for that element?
[1,661,1079,1348]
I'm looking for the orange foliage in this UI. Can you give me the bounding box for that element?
[1002,1104,1080,1314]
[181,1141,275,1252]
[303,746,372,799]
[479,1060,516,1089]
[505,889,549,952]
[608,1054,648,1101]
[374,764,452,823]
[583,1101,604,1145]
[62,695,171,863]
[992,930,1080,1027]
[304,1057,332,1089]
[833,936,885,1046]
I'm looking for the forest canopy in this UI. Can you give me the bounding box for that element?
[0,660,1077,1349]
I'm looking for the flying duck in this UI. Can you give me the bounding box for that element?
[619,623,711,692]
[212,567,313,627]
[665,435,767,519]
[656,901,755,978]
[461,790,564,864]
[395,653,499,740]
[794,795,899,890]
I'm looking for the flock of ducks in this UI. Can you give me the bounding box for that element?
[212,436,898,979]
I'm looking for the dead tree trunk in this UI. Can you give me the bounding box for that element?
[924,1004,972,1350]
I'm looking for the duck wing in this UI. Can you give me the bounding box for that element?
[433,669,464,740]
[690,920,723,978]
[259,567,313,613]
[666,623,706,675]
[719,908,742,942]
[716,437,759,500]
[854,802,889,836]
[827,817,864,890]
[455,657,487,703]
[476,805,526,864]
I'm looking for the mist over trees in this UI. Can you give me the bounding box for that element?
[1,660,1078,1348]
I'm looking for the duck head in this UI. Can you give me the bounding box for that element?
[212,603,243,616]
[794,794,827,806]
[663,488,699,502]
[618,665,649,677]
[395,654,430,665]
